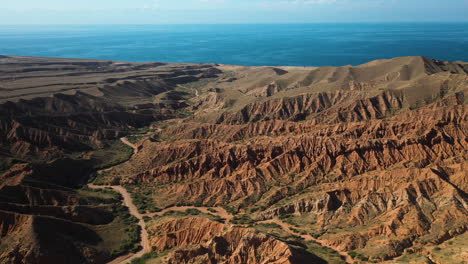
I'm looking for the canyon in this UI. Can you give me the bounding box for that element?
[0,55,467,264]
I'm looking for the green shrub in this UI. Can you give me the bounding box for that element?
[129,252,158,264]
[185,208,202,215]
[231,214,254,225]
[207,208,217,213]
[111,205,141,256]
[256,222,282,229]
[348,251,367,261]
[222,205,237,215]
[278,214,293,220]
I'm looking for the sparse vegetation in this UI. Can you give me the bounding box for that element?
[111,206,142,256]
[279,214,293,220]
[0,157,24,174]
[79,186,122,203]
[207,208,217,213]
[126,186,161,214]
[129,252,159,264]
[78,187,142,259]
[231,214,254,225]
[185,208,202,215]
[348,251,368,261]
[303,241,346,264]
[90,140,134,173]
[207,213,225,223]
[257,222,282,229]
[222,205,237,215]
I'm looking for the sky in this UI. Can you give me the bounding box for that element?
[1,0,467,24]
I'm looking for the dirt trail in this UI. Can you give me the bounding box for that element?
[145,206,233,224]
[120,137,139,154]
[259,219,354,264]
[88,184,150,264]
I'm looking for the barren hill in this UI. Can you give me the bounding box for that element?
[0,55,467,264]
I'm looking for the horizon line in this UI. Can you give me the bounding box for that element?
[1,21,468,26]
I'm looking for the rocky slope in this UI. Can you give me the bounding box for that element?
[0,56,221,160]
[0,161,130,264]
[0,55,467,263]
[147,217,323,264]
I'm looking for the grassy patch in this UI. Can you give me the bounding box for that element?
[77,187,142,259]
[185,208,202,215]
[257,222,282,229]
[231,214,255,225]
[348,251,368,261]
[111,206,142,257]
[88,140,134,173]
[431,232,468,264]
[126,185,161,214]
[222,205,238,215]
[393,253,430,263]
[305,241,346,264]
[254,222,291,239]
[78,186,122,203]
[157,209,225,223]
[0,157,24,174]
[129,252,159,264]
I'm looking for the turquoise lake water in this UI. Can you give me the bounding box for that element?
[0,23,467,66]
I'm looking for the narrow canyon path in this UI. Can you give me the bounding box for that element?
[88,184,150,264]
[259,219,355,264]
[120,137,139,154]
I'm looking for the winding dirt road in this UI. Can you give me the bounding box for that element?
[259,218,354,264]
[88,184,150,264]
[120,137,139,154]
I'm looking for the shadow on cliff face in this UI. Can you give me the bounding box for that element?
[289,245,329,264]
[0,160,136,264]
[31,158,95,187]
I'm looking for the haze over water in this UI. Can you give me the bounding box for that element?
[1,23,467,66]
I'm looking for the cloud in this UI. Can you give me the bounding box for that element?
[260,0,337,7]
[303,0,337,4]
[142,0,161,10]
[195,0,226,3]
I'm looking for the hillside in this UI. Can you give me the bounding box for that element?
[0,55,467,264]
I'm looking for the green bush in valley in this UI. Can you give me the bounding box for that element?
[348,251,368,261]
[185,208,202,215]
[231,214,254,225]
[207,208,217,213]
[278,214,293,220]
[111,206,142,257]
[222,205,237,215]
[129,252,159,264]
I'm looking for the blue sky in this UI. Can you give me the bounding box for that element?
[1,0,467,24]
